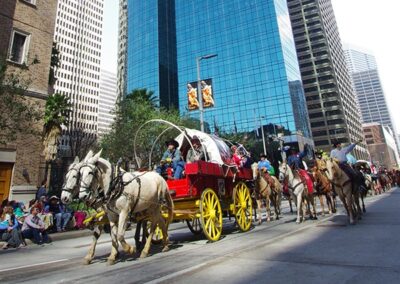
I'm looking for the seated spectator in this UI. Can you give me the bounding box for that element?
[156,139,185,180]
[68,200,87,230]
[22,206,50,245]
[1,206,25,249]
[241,151,254,169]
[231,145,242,168]
[186,135,207,163]
[45,196,71,232]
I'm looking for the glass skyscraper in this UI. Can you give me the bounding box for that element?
[124,0,311,137]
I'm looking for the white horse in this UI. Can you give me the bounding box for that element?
[279,162,308,224]
[61,151,116,264]
[78,150,174,264]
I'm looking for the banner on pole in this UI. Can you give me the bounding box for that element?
[187,78,214,111]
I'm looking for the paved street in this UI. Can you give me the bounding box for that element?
[1,188,399,284]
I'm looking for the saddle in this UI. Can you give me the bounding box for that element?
[297,169,314,194]
[262,172,276,189]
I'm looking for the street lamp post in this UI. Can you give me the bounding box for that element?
[196,54,217,132]
[259,116,267,154]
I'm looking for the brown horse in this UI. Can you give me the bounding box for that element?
[325,159,358,224]
[251,163,281,224]
[311,159,336,215]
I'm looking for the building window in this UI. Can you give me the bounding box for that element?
[8,30,30,64]
[21,0,37,6]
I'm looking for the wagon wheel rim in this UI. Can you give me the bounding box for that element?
[147,223,163,245]
[234,182,253,231]
[186,218,202,235]
[200,188,223,241]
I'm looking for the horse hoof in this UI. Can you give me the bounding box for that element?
[129,246,136,255]
[258,220,262,225]
[296,220,300,224]
[140,251,148,258]
[107,259,116,266]
[267,218,271,222]
[162,246,170,253]
[83,259,91,265]
[313,216,318,220]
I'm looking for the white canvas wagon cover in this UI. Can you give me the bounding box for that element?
[175,128,233,166]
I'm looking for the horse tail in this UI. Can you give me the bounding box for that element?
[164,189,174,226]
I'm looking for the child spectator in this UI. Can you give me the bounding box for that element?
[21,206,50,244]
[68,200,87,230]
[1,206,25,249]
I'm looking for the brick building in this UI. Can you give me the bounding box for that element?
[363,123,399,169]
[0,0,57,203]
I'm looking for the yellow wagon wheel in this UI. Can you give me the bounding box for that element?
[186,218,202,235]
[200,188,223,242]
[233,182,253,232]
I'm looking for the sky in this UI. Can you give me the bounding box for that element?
[100,0,118,73]
[101,0,400,132]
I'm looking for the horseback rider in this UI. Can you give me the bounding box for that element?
[285,144,314,193]
[286,144,308,170]
[330,139,362,189]
[266,136,282,178]
[258,153,275,176]
[156,139,185,180]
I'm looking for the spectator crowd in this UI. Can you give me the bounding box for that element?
[0,181,95,250]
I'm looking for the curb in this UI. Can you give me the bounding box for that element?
[24,229,94,245]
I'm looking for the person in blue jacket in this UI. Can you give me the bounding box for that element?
[258,154,274,175]
[156,139,185,180]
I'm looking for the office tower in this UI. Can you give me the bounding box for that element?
[117,0,128,100]
[344,46,398,139]
[125,0,178,108]
[124,0,312,140]
[343,45,377,73]
[0,0,57,202]
[53,0,104,137]
[98,70,117,137]
[363,123,399,168]
[287,0,368,159]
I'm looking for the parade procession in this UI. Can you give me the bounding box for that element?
[2,0,400,283]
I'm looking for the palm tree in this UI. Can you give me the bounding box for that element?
[42,93,71,162]
[126,88,158,108]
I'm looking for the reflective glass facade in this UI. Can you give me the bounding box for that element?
[125,0,311,137]
[126,0,178,107]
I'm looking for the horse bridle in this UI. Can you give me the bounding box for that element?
[62,167,80,194]
[79,163,101,200]
[280,164,305,191]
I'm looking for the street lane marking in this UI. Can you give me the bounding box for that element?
[0,259,69,273]
[144,263,210,284]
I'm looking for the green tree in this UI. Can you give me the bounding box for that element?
[0,59,42,144]
[42,93,71,162]
[101,88,198,168]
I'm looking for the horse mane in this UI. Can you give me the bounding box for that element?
[97,157,112,197]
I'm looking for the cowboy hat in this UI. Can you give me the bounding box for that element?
[49,195,59,201]
[331,139,341,147]
[165,139,179,148]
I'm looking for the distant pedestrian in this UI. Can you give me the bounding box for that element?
[35,180,47,201]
